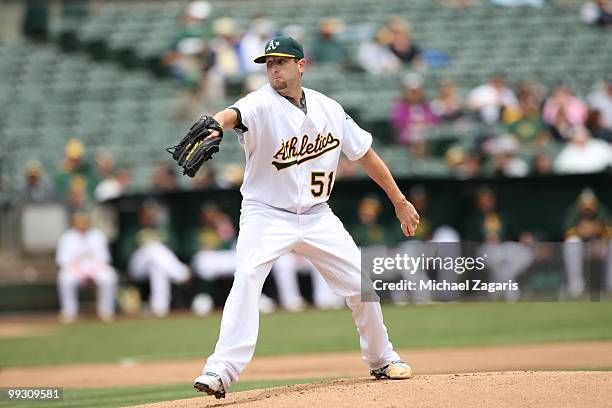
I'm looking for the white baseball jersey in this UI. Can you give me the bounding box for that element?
[231,84,372,214]
[56,228,111,270]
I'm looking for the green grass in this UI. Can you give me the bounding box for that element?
[7,378,323,408]
[1,302,611,368]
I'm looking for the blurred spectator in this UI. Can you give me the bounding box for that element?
[95,149,115,181]
[503,81,547,144]
[187,202,235,257]
[553,126,612,174]
[125,201,189,317]
[56,209,118,323]
[164,1,215,85]
[400,185,462,301]
[210,17,242,79]
[164,2,222,118]
[349,194,432,305]
[169,1,213,52]
[281,24,306,45]
[483,134,529,178]
[468,73,518,124]
[390,73,437,146]
[168,41,218,118]
[239,16,276,74]
[309,18,350,66]
[151,161,180,192]
[95,167,131,202]
[445,144,482,179]
[531,151,554,175]
[580,0,612,27]
[54,139,96,202]
[409,184,461,242]
[190,164,218,190]
[409,135,429,161]
[516,81,546,118]
[386,17,424,67]
[465,187,509,242]
[188,203,236,312]
[18,160,56,203]
[67,176,90,211]
[167,40,214,87]
[466,187,534,300]
[357,27,402,75]
[586,109,612,142]
[431,80,465,122]
[563,188,612,297]
[350,195,399,246]
[543,82,588,140]
[217,164,244,189]
[587,75,612,133]
[93,150,121,201]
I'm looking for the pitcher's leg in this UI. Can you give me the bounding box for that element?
[203,260,274,389]
[310,264,344,310]
[201,208,298,390]
[297,211,400,369]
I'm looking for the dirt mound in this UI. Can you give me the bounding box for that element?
[133,371,611,408]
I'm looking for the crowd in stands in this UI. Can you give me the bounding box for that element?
[387,71,612,178]
[15,1,612,200]
[158,1,612,183]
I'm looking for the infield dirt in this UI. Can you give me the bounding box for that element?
[133,371,612,408]
[2,341,612,391]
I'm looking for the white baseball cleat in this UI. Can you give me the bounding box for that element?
[370,361,413,380]
[194,372,226,399]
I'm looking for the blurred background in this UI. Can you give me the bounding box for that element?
[0,0,611,319]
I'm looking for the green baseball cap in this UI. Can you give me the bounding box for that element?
[254,36,305,64]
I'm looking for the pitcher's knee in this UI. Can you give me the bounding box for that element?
[234,266,267,284]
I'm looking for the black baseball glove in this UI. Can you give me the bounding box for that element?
[166,115,223,177]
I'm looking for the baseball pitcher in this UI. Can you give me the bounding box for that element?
[168,36,420,399]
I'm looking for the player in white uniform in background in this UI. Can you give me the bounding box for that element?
[273,252,345,310]
[56,209,118,323]
[194,37,420,398]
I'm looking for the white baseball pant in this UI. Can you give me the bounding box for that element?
[202,202,400,390]
[57,265,117,320]
[129,241,190,317]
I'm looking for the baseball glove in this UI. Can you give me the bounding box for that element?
[166,115,223,177]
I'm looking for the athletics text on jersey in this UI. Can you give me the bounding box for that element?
[231,84,372,214]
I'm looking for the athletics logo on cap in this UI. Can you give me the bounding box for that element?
[266,40,280,52]
[254,36,305,63]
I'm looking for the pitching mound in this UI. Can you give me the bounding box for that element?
[134,371,612,408]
